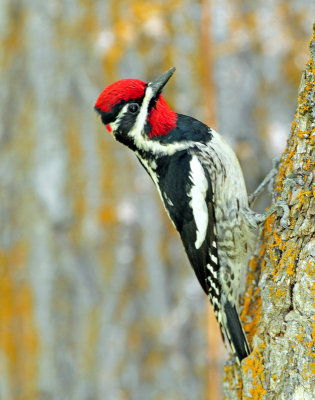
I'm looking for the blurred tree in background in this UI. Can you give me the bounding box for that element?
[0,1,314,399]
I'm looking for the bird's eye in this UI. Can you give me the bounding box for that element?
[128,103,139,113]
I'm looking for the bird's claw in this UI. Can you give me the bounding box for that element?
[275,200,291,229]
[248,157,281,206]
[253,174,299,229]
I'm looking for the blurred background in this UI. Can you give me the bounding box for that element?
[0,1,314,399]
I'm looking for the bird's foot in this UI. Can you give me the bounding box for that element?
[252,170,307,229]
[248,157,280,207]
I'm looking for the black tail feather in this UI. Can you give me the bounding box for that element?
[223,300,251,363]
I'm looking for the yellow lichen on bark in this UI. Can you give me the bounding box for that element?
[242,345,267,400]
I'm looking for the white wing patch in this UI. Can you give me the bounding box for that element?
[210,253,218,264]
[188,156,209,249]
[163,192,174,206]
[206,263,218,279]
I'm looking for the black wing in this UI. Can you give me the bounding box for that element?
[156,150,219,297]
[156,151,250,362]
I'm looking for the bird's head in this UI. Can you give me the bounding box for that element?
[95,68,177,152]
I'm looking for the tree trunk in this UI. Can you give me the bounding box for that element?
[223,25,315,400]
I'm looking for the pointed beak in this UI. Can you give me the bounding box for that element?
[149,67,176,97]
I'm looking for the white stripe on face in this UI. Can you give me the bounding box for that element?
[128,86,154,142]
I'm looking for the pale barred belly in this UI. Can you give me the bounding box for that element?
[215,200,254,303]
[215,204,252,260]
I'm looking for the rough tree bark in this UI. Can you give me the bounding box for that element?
[223,25,315,400]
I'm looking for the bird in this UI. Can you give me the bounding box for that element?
[94,67,257,363]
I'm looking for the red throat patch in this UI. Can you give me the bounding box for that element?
[95,79,146,113]
[147,95,177,137]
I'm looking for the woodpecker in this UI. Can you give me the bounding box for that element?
[95,67,257,363]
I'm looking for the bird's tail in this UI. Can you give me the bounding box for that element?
[218,300,251,363]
